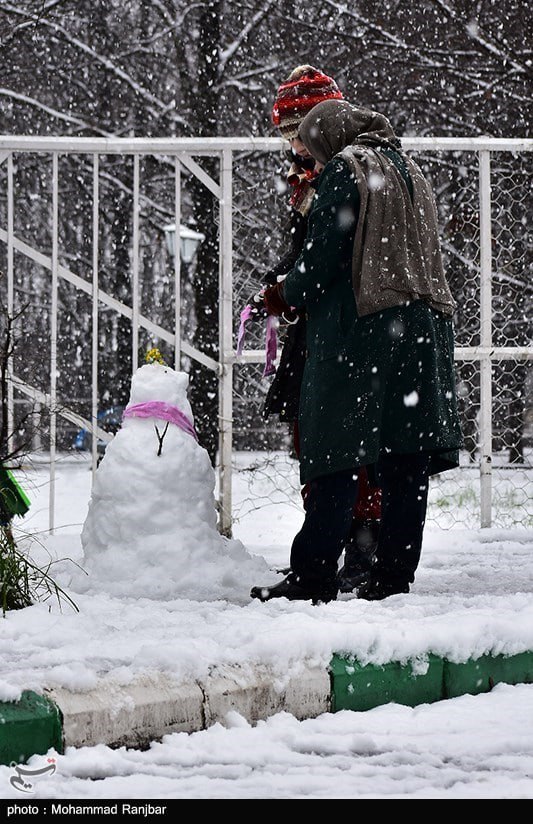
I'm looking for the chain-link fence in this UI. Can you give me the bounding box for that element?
[231,143,532,531]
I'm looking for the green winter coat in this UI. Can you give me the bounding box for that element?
[282,155,462,484]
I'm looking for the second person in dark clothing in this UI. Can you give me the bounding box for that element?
[260,66,382,590]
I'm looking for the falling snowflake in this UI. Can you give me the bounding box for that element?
[404,391,419,407]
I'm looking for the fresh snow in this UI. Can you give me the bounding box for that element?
[1,685,532,798]
[2,526,532,702]
[2,363,532,797]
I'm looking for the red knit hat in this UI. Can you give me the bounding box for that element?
[272,65,343,140]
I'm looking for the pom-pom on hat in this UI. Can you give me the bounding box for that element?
[272,65,343,140]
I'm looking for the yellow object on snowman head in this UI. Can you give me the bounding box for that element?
[145,347,166,366]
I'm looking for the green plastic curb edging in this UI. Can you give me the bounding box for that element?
[0,690,63,766]
[444,652,533,698]
[330,651,533,712]
[330,654,444,712]
[2,652,532,765]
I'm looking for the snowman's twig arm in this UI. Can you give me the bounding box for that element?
[154,422,170,457]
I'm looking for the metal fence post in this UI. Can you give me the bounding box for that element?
[174,157,182,368]
[132,154,140,372]
[479,150,493,527]
[7,154,14,447]
[32,402,42,452]
[92,154,99,478]
[49,153,59,534]
[218,149,233,536]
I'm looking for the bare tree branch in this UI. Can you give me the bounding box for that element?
[0,87,113,135]
[219,0,277,74]
[432,0,530,74]
[0,1,190,128]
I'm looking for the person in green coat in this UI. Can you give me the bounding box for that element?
[251,99,462,604]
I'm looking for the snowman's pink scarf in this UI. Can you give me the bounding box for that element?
[123,401,198,442]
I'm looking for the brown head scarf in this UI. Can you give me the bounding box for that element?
[298,99,400,165]
[297,99,456,318]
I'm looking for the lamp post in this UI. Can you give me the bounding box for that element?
[163,223,205,372]
[163,223,205,263]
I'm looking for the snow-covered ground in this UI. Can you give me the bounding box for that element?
[2,684,532,799]
[1,451,532,798]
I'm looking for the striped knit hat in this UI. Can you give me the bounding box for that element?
[272,65,343,140]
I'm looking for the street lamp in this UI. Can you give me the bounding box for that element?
[164,223,205,263]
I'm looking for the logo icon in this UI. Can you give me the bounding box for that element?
[10,758,56,794]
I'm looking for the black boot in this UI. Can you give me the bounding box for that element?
[356,578,410,601]
[337,519,380,593]
[251,573,337,605]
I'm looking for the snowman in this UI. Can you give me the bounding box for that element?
[79,350,270,602]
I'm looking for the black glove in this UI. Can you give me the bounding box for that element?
[248,290,268,321]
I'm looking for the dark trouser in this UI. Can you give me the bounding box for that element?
[290,453,430,592]
[372,452,430,587]
[290,468,358,592]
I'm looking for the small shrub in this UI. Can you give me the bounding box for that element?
[0,525,79,617]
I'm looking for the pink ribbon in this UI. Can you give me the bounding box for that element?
[263,315,277,377]
[237,304,278,378]
[237,304,253,356]
[123,401,198,441]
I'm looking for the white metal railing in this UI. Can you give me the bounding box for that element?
[1,136,532,534]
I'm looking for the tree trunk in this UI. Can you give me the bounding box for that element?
[188,1,222,465]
